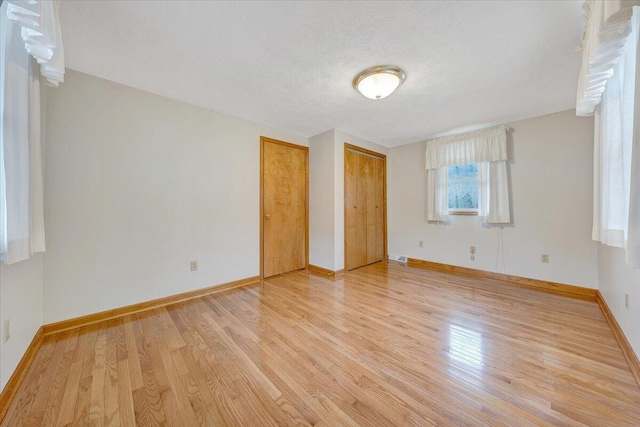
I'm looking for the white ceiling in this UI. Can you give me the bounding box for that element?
[59,1,584,148]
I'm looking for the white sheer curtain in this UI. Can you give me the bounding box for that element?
[478,162,511,224]
[426,167,449,222]
[578,1,640,268]
[425,126,511,224]
[1,0,64,265]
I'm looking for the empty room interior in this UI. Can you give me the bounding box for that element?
[2,0,640,425]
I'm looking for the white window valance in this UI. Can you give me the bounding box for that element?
[425,126,508,170]
[5,0,65,86]
[425,126,511,225]
[576,0,640,116]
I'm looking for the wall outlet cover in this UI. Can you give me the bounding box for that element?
[3,319,9,343]
[625,293,630,309]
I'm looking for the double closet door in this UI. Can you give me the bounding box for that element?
[345,144,386,271]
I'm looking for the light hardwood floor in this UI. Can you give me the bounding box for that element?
[3,262,640,426]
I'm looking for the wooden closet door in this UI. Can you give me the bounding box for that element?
[262,138,308,278]
[344,145,386,271]
[345,149,358,270]
[374,157,385,262]
[355,152,368,268]
[365,155,378,264]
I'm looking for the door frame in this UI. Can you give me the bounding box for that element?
[260,136,309,279]
[343,143,388,271]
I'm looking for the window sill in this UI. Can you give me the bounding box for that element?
[449,211,478,216]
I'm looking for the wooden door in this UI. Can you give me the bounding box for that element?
[344,144,386,271]
[345,149,368,269]
[345,148,359,270]
[374,158,385,261]
[261,137,308,278]
[365,155,378,265]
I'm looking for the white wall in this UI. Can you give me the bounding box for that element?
[309,130,336,270]
[43,70,307,323]
[334,131,388,270]
[598,244,640,356]
[388,110,598,288]
[0,255,43,389]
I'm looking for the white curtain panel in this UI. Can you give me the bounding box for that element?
[629,12,640,267]
[579,1,640,267]
[478,161,510,224]
[0,0,60,264]
[426,167,450,222]
[425,126,511,224]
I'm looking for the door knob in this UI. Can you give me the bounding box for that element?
[265,214,271,220]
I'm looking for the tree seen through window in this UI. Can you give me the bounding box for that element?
[448,163,478,211]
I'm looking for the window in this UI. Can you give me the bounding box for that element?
[448,163,478,214]
[426,126,510,224]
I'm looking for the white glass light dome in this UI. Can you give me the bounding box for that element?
[353,66,405,100]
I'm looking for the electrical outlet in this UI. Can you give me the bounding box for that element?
[541,254,549,263]
[190,261,198,271]
[470,246,476,254]
[625,293,630,309]
[3,319,9,343]
[418,240,424,248]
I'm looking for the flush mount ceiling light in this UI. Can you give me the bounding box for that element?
[353,65,405,100]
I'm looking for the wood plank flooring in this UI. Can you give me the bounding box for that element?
[3,262,640,426]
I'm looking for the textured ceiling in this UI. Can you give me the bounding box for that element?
[59,1,584,147]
